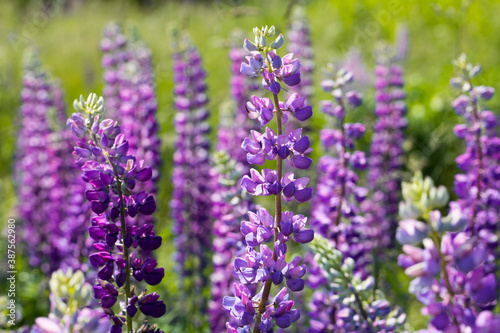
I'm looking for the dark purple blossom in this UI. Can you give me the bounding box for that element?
[68,93,165,332]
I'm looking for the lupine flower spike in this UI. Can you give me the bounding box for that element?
[67,93,165,332]
[362,43,407,260]
[307,66,405,332]
[450,54,500,275]
[224,25,314,333]
[171,36,213,329]
[16,50,89,273]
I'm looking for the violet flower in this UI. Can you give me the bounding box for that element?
[16,51,89,273]
[68,93,165,332]
[224,25,314,333]
[362,45,407,260]
[310,67,370,279]
[450,54,500,275]
[307,67,401,332]
[170,41,213,329]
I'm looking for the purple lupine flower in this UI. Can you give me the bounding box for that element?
[68,93,165,332]
[170,40,213,329]
[15,51,89,273]
[396,170,500,331]
[450,54,500,276]
[362,46,407,257]
[223,25,314,333]
[307,67,381,332]
[310,67,370,279]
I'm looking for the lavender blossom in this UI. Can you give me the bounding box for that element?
[68,93,165,332]
[224,25,314,333]
[170,41,213,329]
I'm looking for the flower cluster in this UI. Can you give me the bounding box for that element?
[396,172,499,332]
[224,25,314,333]
[307,67,390,332]
[16,51,89,273]
[30,269,110,333]
[67,93,165,332]
[170,40,213,329]
[450,54,500,275]
[309,235,406,332]
[362,45,407,255]
[310,67,370,279]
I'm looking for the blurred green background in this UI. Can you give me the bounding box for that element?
[1,0,500,331]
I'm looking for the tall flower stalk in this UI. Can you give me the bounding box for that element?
[450,54,499,274]
[67,93,165,333]
[362,45,407,280]
[16,51,88,273]
[307,67,405,332]
[224,25,315,333]
[101,23,129,120]
[171,39,213,330]
[310,67,369,278]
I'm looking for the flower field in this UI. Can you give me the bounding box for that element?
[1,0,500,332]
